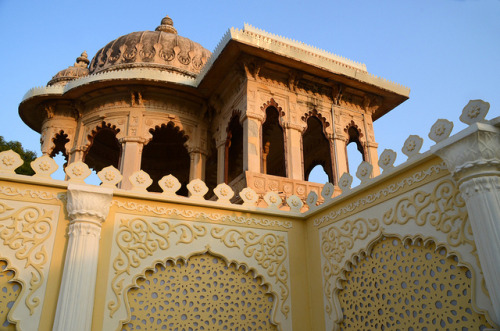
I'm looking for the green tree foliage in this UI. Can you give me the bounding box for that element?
[0,136,37,175]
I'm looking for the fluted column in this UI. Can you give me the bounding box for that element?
[53,183,113,331]
[432,121,500,325]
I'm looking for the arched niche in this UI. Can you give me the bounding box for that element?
[122,252,278,331]
[141,122,190,195]
[302,115,333,183]
[225,114,243,184]
[84,121,121,173]
[262,106,286,177]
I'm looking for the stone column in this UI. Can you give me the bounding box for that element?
[118,137,145,189]
[188,148,207,181]
[285,122,304,180]
[333,136,348,179]
[216,138,226,185]
[365,141,380,177]
[242,114,263,173]
[431,121,500,325]
[53,184,113,331]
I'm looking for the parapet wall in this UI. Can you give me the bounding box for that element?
[0,100,498,330]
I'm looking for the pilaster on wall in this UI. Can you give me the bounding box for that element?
[432,121,500,325]
[53,184,113,331]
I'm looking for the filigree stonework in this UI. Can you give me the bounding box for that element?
[211,227,290,317]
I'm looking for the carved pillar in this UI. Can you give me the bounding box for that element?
[366,141,380,177]
[118,137,145,189]
[216,138,226,185]
[242,113,263,173]
[188,148,207,181]
[432,121,500,325]
[285,123,304,180]
[53,184,113,331]
[333,135,348,179]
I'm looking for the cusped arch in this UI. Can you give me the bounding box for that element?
[121,250,279,330]
[261,98,285,117]
[143,120,190,147]
[332,234,495,329]
[84,121,122,172]
[301,109,330,132]
[0,259,22,330]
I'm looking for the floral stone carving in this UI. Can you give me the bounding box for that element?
[356,161,373,184]
[187,179,208,200]
[286,195,303,213]
[321,183,335,201]
[378,149,397,173]
[338,172,353,193]
[129,170,153,192]
[31,155,58,178]
[65,161,92,183]
[0,150,23,174]
[97,166,122,188]
[402,135,424,160]
[240,187,259,207]
[428,118,453,143]
[460,99,490,125]
[306,191,318,209]
[213,183,234,204]
[158,174,181,196]
[264,191,282,210]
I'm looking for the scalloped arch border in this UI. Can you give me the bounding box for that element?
[119,248,281,330]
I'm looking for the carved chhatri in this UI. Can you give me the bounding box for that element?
[8,10,500,331]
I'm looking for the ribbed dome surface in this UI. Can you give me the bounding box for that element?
[89,16,211,77]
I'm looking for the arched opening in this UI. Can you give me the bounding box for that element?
[50,131,69,160]
[302,116,333,183]
[307,164,329,184]
[225,115,243,184]
[141,122,190,195]
[345,125,365,175]
[84,122,121,172]
[262,106,286,177]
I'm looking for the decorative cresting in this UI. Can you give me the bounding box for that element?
[338,237,492,330]
[104,214,292,331]
[0,197,59,331]
[89,15,211,77]
[0,260,21,331]
[123,253,277,330]
[431,105,500,325]
[53,184,113,331]
[319,177,496,330]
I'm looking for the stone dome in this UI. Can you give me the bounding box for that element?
[89,16,211,77]
[47,51,90,86]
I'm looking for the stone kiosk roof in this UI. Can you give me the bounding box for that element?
[19,16,409,132]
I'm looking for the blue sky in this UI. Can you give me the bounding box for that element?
[0,0,499,183]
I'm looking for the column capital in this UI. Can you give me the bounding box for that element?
[118,136,147,144]
[66,183,113,225]
[431,122,500,183]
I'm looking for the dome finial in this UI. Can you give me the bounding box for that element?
[156,15,177,34]
[75,51,90,68]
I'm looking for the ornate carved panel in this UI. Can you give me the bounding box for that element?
[104,213,292,331]
[318,177,496,330]
[0,198,60,331]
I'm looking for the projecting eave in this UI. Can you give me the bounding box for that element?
[197,24,410,119]
[19,68,200,133]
